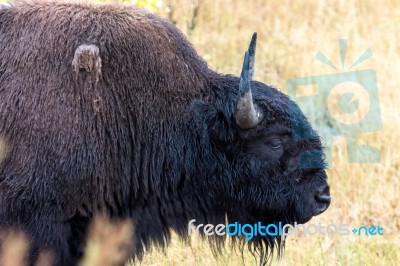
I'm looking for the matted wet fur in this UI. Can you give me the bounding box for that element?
[0,1,329,265]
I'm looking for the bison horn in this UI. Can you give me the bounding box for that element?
[234,32,263,129]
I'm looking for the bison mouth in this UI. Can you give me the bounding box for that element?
[293,169,331,224]
[293,185,331,226]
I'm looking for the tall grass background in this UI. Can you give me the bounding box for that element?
[0,0,399,265]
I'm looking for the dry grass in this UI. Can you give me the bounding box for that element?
[0,0,399,265]
[79,217,133,266]
[0,230,29,266]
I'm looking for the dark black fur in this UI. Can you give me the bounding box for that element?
[0,1,329,265]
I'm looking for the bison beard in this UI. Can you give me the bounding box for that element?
[0,1,330,265]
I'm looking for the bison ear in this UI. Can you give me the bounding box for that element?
[191,100,236,142]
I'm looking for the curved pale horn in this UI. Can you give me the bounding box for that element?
[234,32,263,129]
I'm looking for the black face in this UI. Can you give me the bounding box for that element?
[221,80,330,227]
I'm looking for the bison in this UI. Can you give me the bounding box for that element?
[0,1,330,265]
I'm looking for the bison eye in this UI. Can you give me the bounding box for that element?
[270,139,282,150]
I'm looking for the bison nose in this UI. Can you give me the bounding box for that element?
[315,185,331,214]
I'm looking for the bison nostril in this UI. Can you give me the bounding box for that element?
[315,185,331,203]
[315,193,331,204]
[314,185,331,213]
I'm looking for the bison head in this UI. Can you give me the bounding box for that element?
[190,33,330,261]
